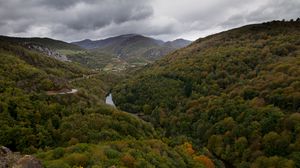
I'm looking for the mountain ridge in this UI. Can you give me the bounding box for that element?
[72,34,192,63]
[72,34,191,49]
[0,35,82,51]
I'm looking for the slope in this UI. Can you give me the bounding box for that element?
[0,35,122,71]
[113,20,300,167]
[0,39,156,151]
[0,37,212,167]
[0,35,82,51]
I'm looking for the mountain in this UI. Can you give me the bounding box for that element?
[0,35,127,71]
[73,34,164,49]
[0,35,82,51]
[164,39,192,48]
[113,20,300,167]
[0,36,210,167]
[72,34,192,63]
[0,35,84,62]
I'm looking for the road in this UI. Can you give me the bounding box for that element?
[46,89,78,95]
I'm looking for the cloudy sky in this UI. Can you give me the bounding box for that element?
[0,0,299,42]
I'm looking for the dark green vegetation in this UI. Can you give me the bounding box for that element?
[0,37,211,167]
[113,20,300,167]
[37,140,212,168]
[0,39,151,151]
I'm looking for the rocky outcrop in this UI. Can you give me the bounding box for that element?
[0,146,19,168]
[13,155,43,168]
[25,43,70,62]
[0,146,43,168]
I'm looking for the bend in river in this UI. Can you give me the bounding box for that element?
[105,93,115,107]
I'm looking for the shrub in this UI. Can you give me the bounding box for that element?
[46,160,71,168]
[52,147,65,159]
[64,153,89,167]
[121,153,136,168]
[104,148,121,159]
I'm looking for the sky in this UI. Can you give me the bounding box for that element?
[0,0,299,42]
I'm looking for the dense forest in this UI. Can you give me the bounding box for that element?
[1,20,300,168]
[0,37,212,167]
[113,20,300,167]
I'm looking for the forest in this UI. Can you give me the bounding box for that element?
[113,20,300,167]
[1,20,299,168]
[0,35,212,167]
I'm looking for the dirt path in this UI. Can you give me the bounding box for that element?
[46,89,78,95]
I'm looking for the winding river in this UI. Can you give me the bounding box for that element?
[105,93,115,107]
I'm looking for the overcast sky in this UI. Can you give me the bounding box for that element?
[0,0,299,42]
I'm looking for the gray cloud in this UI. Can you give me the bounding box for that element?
[0,0,298,41]
[37,0,86,9]
[245,0,300,22]
[0,0,153,40]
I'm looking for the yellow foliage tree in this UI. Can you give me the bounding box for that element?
[182,142,195,156]
[194,155,215,168]
[121,153,136,168]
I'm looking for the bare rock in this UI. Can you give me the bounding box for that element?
[0,146,21,168]
[13,155,43,168]
[0,146,43,168]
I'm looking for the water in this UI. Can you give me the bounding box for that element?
[105,93,115,107]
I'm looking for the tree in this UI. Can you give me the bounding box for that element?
[252,156,294,168]
[121,153,136,168]
[262,131,289,156]
[184,80,193,97]
[194,155,215,168]
[234,137,248,156]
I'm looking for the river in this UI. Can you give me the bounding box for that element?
[105,93,115,107]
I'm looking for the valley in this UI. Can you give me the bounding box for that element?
[112,20,300,167]
[0,20,299,168]
[0,33,205,168]
[71,34,191,72]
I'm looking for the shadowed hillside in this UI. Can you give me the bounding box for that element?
[113,20,300,167]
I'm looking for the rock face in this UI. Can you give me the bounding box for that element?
[0,146,43,168]
[25,43,70,62]
[13,155,43,168]
[0,146,19,168]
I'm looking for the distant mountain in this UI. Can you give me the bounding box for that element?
[0,35,82,51]
[72,34,192,63]
[73,34,162,49]
[0,35,84,62]
[164,39,192,48]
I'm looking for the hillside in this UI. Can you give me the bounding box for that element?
[0,36,82,51]
[0,35,127,71]
[113,20,300,167]
[73,34,163,49]
[0,35,87,62]
[0,37,212,167]
[72,34,192,64]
